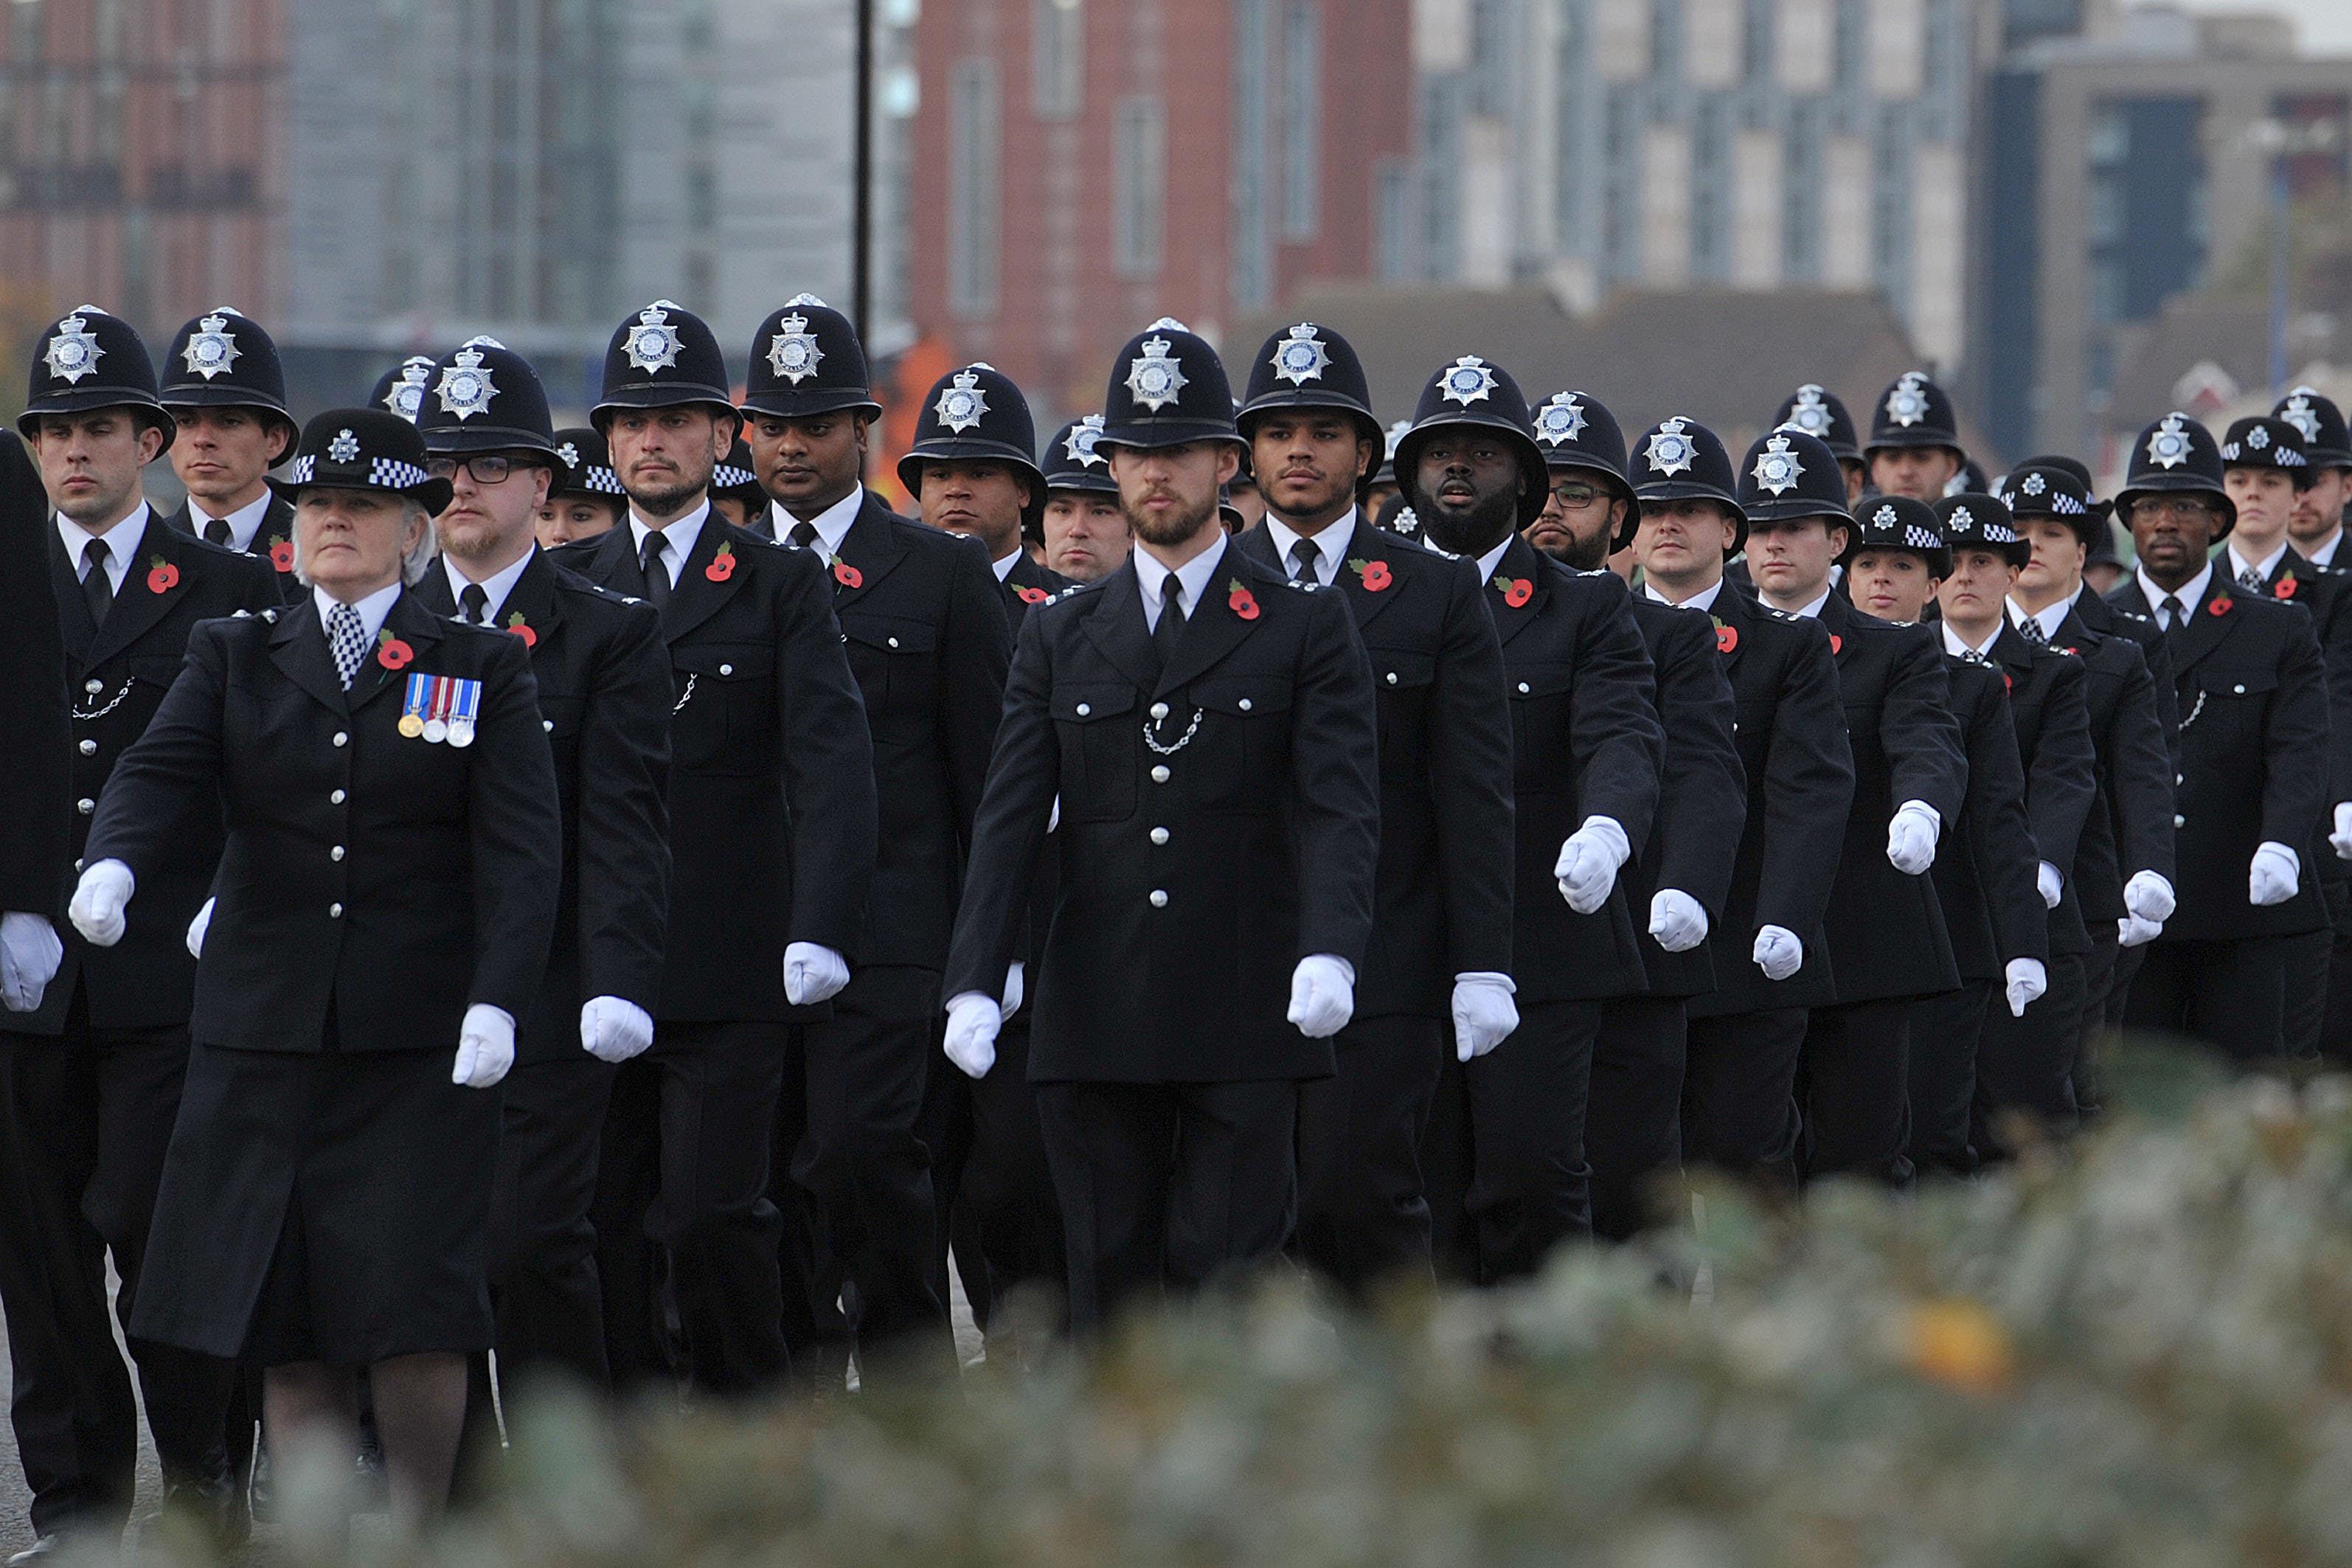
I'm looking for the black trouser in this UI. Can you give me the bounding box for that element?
[1797,998,1913,1186]
[2123,935,2299,1063]
[772,967,951,1384]
[1973,953,2088,1160]
[490,1052,620,1392]
[594,1019,788,1396]
[2103,942,2147,1030]
[1907,982,1990,1179]
[1587,996,1687,1241]
[2325,873,2352,1067]
[957,1013,1066,1329]
[1294,1013,1447,1293]
[1681,1007,1806,1198]
[1424,999,1601,1286]
[1035,1078,1300,1333]
[2076,918,2121,1115]
[0,1001,235,1541]
[2284,919,2334,1062]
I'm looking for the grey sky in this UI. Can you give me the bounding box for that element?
[2134,0,2352,52]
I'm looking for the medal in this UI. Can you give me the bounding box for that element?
[421,675,453,743]
[445,677,482,748]
[399,673,429,738]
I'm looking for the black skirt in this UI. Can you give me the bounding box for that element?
[129,1041,501,1366]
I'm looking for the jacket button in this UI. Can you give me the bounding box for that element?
[1239,698,1252,712]
[2234,684,2247,694]
[332,731,348,747]
[719,662,734,676]
[887,636,901,649]
[330,789,346,804]
[2174,814,2187,828]
[1076,702,1092,717]
[75,797,92,815]
[329,903,343,918]
[1149,889,1168,908]
[1517,681,1530,694]
[1151,827,1169,844]
[1386,672,1398,684]
[77,738,96,756]
[83,679,101,695]
[1151,765,1170,784]
[1150,701,1168,720]
[544,719,554,732]
[330,846,345,861]
[2176,774,2185,786]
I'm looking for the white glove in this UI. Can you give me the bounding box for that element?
[1752,924,1804,982]
[1286,954,1356,1039]
[1449,972,1518,1063]
[1554,815,1631,915]
[2036,861,2063,911]
[2250,841,2301,908]
[2004,957,2048,1018]
[2118,914,2165,948]
[0,913,62,1013]
[2334,802,2352,863]
[452,1002,516,1089]
[1648,889,1709,954]
[943,991,1002,1080]
[783,941,850,1006]
[1884,800,1941,875]
[67,859,135,948]
[580,995,654,1064]
[1002,961,1025,1020]
[2123,870,2176,924]
[185,897,215,960]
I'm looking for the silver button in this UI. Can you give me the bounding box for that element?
[329,902,343,918]
[83,679,102,695]
[888,636,901,649]
[1151,827,1170,845]
[1150,701,1169,720]
[2176,774,2185,786]
[1148,889,1169,908]
[75,797,93,815]
[332,731,348,747]
[1517,681,1530,694]
[78,738,96,756]
[544,719,554,732]
[2174,814,2187,828]
[1076,702,1092,717]
[2234,684,2247,695]
[330,846,345,862]
[330,789,346,805]
[72,858,81,873]
[719,663,734,676]
[1385,672,1398,685]
[1151,765,1170,784]
[1239,698,1252,712]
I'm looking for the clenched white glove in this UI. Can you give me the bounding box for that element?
[185,897,215,960]
[2250,841,2301,908]
[1752,924,1804,982]
[1286,954,1356,1039]
[2036,861,2064,911]
[2334,802,2352,863]
[1449,972,1518,1062]
[2123,870,2175,925]
[1884,800,1941,876]
[1554,815,1631,915]
[0,913,62,1013]
[1648,889,1709,954]
[1002,961,1025,1020]
[783,941,850,1006]
[2004,957,2048,1018]
[452,1002,516,1089]
[943,991,1002,1080]
[67,859,135,948]
[2118,913,2165,948]
[580,995,654,1064]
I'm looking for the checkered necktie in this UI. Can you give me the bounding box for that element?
[2018,614,2047,645]
[327,602,367,691]
[2239,565,2266,594]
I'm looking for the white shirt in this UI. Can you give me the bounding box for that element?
[1783,587,1835,620]
[628,499,711,589]
[1472,537,1513,584]
[1941,620,2000,659]
[442,547,535,626]
[57,502,150,597]
[2007,594,2070,642]
[313,579,402,648]
[2308,530,2342,568]
[187,490,273,553]
[1136,530,1228,634]
[991,547,1020,583]
[2138,559,2213,629]
[1645,577,1724,613]
[1263,507,1359,588]
[771,488,862,556]
[2225,541,2289,587]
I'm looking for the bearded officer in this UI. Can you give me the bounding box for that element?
[1401,355,1662,1282]
[940,319,1380,1331]
[1230,322,1515,1293]
[552,299,876,1395]
[2276,388,2352,1058]
[155,307,300,604]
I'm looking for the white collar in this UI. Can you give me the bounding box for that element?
[442,546,536,627]
[1645,576,1723,613]
[2227,539,2290,584]
[1780,586,1834,620]
[1135,531,1228,627]
[2139,558,2213,619]
[313,578,403,647]
[2006,594,2071,641]
[2308,530,2342,567]
[628,499,712,586]
[991,546,1021,583]
[188,490,274,552]
[772,488,863,556]
[1941,619,2001,659]
[57,500,150,594]
[1262,507,1359,588]
[1474,537,1513,584]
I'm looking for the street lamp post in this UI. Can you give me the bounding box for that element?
[853,0,875,347]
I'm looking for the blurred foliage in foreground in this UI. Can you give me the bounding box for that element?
[222,1045,2352,1565]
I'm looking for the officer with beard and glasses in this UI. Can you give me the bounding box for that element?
[1530,395,1744,1240]
[1230,322,1516,1296]
[1398,356,1662,1283]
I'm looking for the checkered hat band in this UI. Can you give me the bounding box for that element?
[1982,521,2017,544]
[287,454,429,490]
[2222,441,2308,466]
[585,465,625,495]
[2055,493,2084,515]
[1906,524,1943,550]
[288,454,313,482]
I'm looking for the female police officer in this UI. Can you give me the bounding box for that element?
[66,409,561,1527]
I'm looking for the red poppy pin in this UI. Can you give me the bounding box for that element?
[1228,580,1260,621]
[1830,634,1844,655]
[1498,577,1533,608]
[1349,558,1392,592]
[705,541,735,582]
[145,556,178,594]
[2208,596,2232,617]
[2276,573,2298,600]
[267,536,294,572]
[2003,671,2015,693]
[376,630,413,670]
[1016,585,1050,604]
[1712,614,1738,654]
[506,611,536,648]
[833,560,863,589]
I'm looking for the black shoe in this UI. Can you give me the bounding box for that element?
[158,1472,252,1553]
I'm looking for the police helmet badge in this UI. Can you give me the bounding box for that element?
[2147,412,2192,470]
[1270,322,1331,386]
[1439,355,1499,408]
[1643,417,1698,477]
[934,367,990,433]
[2283,389,2322,444]
[624,300,685,373]
[181,311,243,381]
[1065,413,1108,469]
[329,428,363,464]
[1884,372,1930,428]
[1790,384,1833,437]
[384,357,433,420]
[1125,333,1190,412]
[43,310,104,384]
[1750,430,1805,496]
[1533,392,1588,448]
[434,339,499,421]
[557,440,580,469]
[767,309,824,384]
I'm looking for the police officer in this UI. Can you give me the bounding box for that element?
[553,299,877,1395]
[1233,323,1516,1291]
[901,361,1069,617]
[940,319,1381,1331]
[412,339,673,1406]
[1772,384,1867,506]
[2110,413,2330,1057]
[155,307,299,602]
[1363,417,1413,527]
[710,438,769,534]
[369,355,437,424]
[1864,372,1967,503]
[1403,356,1662,1281]
[1039,416,1132,583]
[740,297,1006,1380]
[1557,403,1744,1239]
[0,306,278,1558]
[0,422,68,1021]
[2278,386,2352,567]
[537,426,628,549]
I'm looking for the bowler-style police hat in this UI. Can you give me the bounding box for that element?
[1996,463,2101,550]
[2219,415,2315,490]
[20,305,174,449]
[2115,412,2235,538]
[740,294,883,423]
[897,362,1046,533]
[414,336,558,458]
[158,307,293,433]
[1391,353,1549,527]
[1096,318,1243,454]
[1936,492,2029,569]
[280,408,452,517]
[549,426,624,502]
[592,299,735,423]
[1533,389,1642,546]
[1844,494,1950,578]
[1042,415,1118,497]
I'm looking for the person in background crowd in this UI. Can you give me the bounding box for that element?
[1038,416,1132,583]
[536,427,627,549]
[1864,372,1967,503]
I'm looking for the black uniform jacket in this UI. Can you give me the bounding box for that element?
[1686,580,1854,1018]
[2070,583,2182,770]
[996,550,1074,974]
[0,431,68,915]
[2263,549,2352,812]
[1984,621,2098,957]
[24,510,280,1033]
[1623,594,1745,999]
[2050,610,2176,929]
[1811,592,1967,1004]
[2108,572,2330,942]
[555,513,877,1021]
[943,542,1381,1083]
[1238,522,1514,1018]
[1001,550,1073,634]
[416,550,673,1060]
[1931,653,2050,980]
[83,590,562,1053]
[160,493,303,603]
[1481,538,1662,1004]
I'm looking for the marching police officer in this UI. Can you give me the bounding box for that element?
[537,426,626,549]
[0,423,68,1021]
[412,339,673,1406]
[1864,372,1967,503]
[155,307,300,603]
[369,355,437,424]
[2279,386,2352,567]
[0,307,278,1557]
[2110,413,2330,1057]
[1403,356,1662,1280]
[1039,416,1133,583]
[553,299,877,1395]
[941,319,1380,1330]
[1553,403,1744,1239]
[901,361,1070,619]
[1232,322,1516,1291]
[75,409,562,1530]
[1771,384,1867,507]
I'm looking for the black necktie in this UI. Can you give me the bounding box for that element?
[204,516,232,547]
[639,530,671,610]
[459,583,490,626]
[2161,593,2185,633]
[1288,538,1318,583]
[788,522,819,552]
[80,538,112,630]
[1154,576,1187,665]
[2018,614,2047,645]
